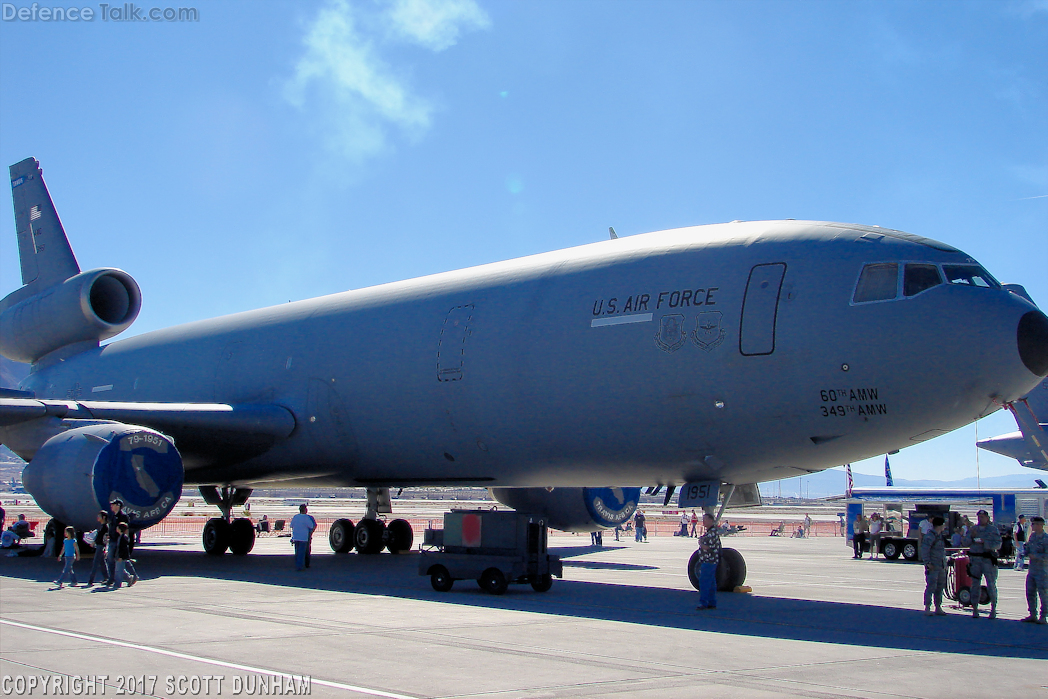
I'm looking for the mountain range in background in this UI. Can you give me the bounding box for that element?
[760,468,1045,499]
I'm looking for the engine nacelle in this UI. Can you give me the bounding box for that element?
[489,487,641,533]
[0,268,141,363]
[22,423,184,532]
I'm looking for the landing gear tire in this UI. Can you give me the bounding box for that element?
[229,518,256,555]
[883,541,900,560]
[479,567,508,595]
[716,548,747,592]
[203,518,231,555]
[385,519,413,553]
[901,542,918,561]
[355,519,386,554]
[429,565,454,592]
[530,574,553,593]
[687,550,703,591]
[329,519,355,553]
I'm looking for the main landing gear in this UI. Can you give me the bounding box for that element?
[329,487,414,555]
[687,547,747,592]
[200,485,256,556]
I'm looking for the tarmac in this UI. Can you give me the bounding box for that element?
[1,531,1045,699]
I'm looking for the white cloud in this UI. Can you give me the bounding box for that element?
[387,0,491,51]
[284,0,490,163]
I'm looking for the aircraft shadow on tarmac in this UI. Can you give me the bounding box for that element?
[2,549,1044,660]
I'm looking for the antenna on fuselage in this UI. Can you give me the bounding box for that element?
[609,227,618,240]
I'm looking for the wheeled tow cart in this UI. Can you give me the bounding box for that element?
[419,509,563,594]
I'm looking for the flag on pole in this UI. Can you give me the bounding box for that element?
[845,464,853,497]
[884,455,894,486]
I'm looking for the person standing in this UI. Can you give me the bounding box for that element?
[105,500,136,585]
[111,523,136,588]
[679,510,689,537]
[53,526,80,589]
[695,513,721,610]
[868,514,883,559]
[290,504,316,571]
[917,513,933,550]
[963,509,1002,619]
[921,517,948,616]
[852,513,867,559]
[804,514,813,538]
[1021,516,1047,625]
[86,511,110,587]
[634,510,646,543]
[1013,514,1029,571]
[690,510,699,537]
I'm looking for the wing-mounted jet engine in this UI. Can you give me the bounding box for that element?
[488,487,641,532]
[22,423,183,531]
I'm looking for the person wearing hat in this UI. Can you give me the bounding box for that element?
[921,516,948,616]
[1021,516,1048,624]
[962,509,1002,619]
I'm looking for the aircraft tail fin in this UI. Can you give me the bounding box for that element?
[9,157,80,291]
[1005,400,1048,469]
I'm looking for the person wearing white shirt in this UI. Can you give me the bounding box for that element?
[290,504,316,571]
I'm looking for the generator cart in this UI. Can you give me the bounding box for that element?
[419,509,563,594]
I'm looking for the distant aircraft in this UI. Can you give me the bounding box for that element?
[1,157,1046,589]
[977,377,1048,471]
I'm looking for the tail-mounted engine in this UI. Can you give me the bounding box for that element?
[0,268,141,363]
[22,423,184,531]
[489,487,641,533]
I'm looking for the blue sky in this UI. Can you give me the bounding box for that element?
[1,0,1045,481]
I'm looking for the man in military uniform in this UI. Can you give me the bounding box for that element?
[963,509,1002,619]
[921,516,948,616]
[1021,516,1047,625]
[695,513,721,610]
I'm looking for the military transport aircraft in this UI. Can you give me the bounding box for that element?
[1,157,1046,590]
[977,377,1048,471]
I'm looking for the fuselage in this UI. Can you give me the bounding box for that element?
[18,220,1045,488]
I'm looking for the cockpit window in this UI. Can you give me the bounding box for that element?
[903,263,943,297]
[853,263,899,303]
[942,264,1000,289]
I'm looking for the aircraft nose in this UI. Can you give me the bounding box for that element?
[1018,310,1048,377]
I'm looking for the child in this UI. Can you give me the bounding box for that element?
[112,523,138,588]
[54,526,79,589]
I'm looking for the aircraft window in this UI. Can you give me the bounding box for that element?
[903,263,943,297]
[853,263,899,303]
[942,265,1000,289]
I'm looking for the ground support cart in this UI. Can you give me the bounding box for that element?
[945,553,991,607]
[419,509,563,594]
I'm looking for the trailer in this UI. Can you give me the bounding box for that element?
[844,487,1048,562]
[419,509,563,594]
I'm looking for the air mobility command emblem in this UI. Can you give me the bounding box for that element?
[654,314,687,352]
[693,311,726,351]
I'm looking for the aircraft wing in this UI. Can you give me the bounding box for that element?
[0,398,296,469]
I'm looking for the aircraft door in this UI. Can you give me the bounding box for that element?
[437,305,474,381]
[739,263,787,356]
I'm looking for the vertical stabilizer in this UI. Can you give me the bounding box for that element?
[9,157,80,289]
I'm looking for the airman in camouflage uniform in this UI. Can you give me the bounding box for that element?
[962,509,1001,619]
[1020,516,1047,625]
[920,516,947,616]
